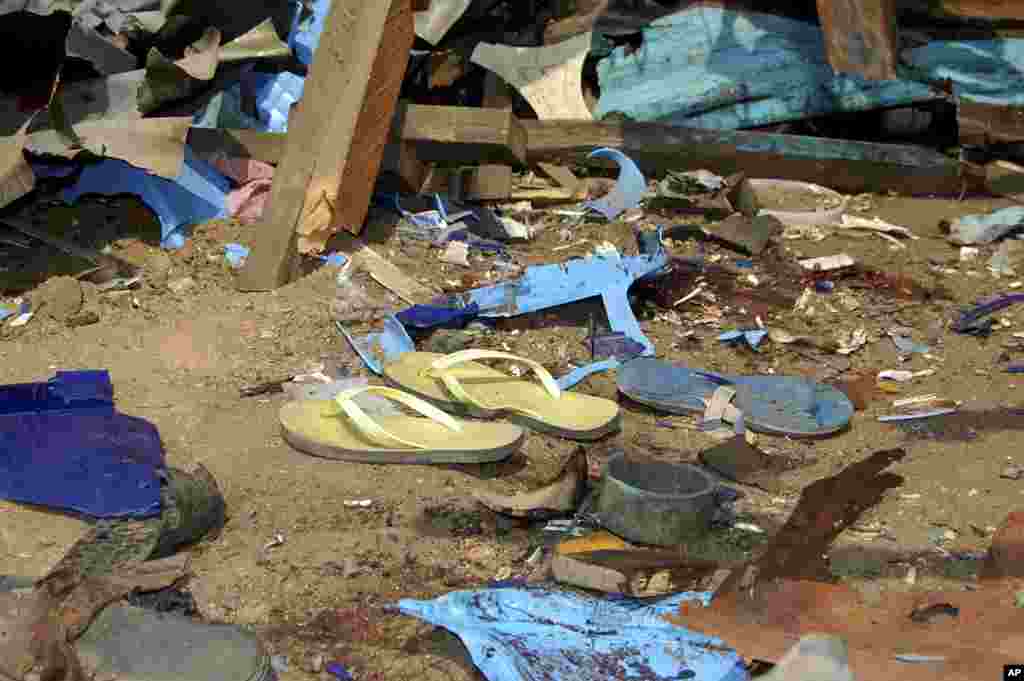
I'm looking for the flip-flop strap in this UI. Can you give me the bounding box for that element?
[425,349,561,413]
[334,385,463,450]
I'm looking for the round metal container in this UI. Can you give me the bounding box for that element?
[596,453,718,546]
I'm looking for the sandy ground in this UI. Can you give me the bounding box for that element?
[2,188,1023,679]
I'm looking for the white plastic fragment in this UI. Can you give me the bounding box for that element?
[440,241,471,267]
[799,254,855,271]
[748,179,849,225]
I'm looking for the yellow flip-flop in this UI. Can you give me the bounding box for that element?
[381,349,621,440]
[279,385,525,464]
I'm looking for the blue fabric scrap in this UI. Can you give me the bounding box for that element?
[0,370,164,519]
[397,587,749,681]
[48,147,230,250]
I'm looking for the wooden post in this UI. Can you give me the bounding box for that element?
[236,0,416,292]
[466,72,516,200]
[816,0,899,81]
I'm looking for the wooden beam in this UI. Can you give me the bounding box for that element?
[816,0,899,81]
[466,72,515,201]
[397,104,526,164]
[190,104,528,168]
[236,0,415,292]
[522,119,985,196]
[959,100,1024,146]
[899,0,1024,20]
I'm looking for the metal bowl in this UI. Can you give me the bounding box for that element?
[596,453,718,546]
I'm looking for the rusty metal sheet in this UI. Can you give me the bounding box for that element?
[665,447,1024,680]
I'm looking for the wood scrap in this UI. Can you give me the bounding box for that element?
[536,162,583,197]
[816,0,899,81]
[336,238,435,305]
[522,119,985,196]
[397,103,526,164]
[959,100,1024,146]
[465,71,515,200]
[471,32,593,121]
[27,117,190,179]
[237,0,416,291]
[0,123,34,211]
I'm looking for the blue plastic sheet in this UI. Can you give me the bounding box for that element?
[288,0,331,66]
[583,148,646,220]
[338,316,417,375]
[49,147,230,250]
[596,5,938,129]
[0,371,164,519]
[397,587,749,681]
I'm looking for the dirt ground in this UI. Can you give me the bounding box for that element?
[2,188,1023,679]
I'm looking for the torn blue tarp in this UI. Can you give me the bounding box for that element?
[250,70,305,133]
[288,0,331,66]
[338,316,416,375]
[37,147,230,250]
[462,236,668,356]
[0,370,164,519]
[595,5,940,129]
[719,329,767,350]
[397,587,749,681]
[905,39,1024,108]
[584,148,646,220]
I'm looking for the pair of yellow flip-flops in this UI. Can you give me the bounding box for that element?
[279,349,621,464]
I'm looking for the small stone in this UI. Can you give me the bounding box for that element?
[33,276,83,321]
[306,654,325,674]
[66,310,100,328]
[270,655,290,673]
[1001,465,1024,480]
[167,276,196,295]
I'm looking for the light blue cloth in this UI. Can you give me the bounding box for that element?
[398,587,750,681]
[52,147,230,250]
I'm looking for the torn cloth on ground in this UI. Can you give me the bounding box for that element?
[35,145,230,250]
[397,587,749,681]
[210,156,274,223]
[0,370,165,519]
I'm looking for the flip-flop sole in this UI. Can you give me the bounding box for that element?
[279,401,526,465]
[618,357,853,438]
[382,352,621,441]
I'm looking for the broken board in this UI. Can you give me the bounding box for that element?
[237,0,416,291]
[522,119,984,196]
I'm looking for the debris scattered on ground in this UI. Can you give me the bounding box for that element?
[6,1,1024,679]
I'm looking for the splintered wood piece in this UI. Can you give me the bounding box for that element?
[471,32,594,121]
[236,0,415,291]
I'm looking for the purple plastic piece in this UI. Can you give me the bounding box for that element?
[0,371,165,519]
[325,662,353,681]
[953,293,1024,335]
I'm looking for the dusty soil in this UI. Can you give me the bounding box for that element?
[2,188,1023,679]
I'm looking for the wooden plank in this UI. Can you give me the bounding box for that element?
[189,103,528,169]
[467,72,515,200]
[397,104,527,164]
[816,0,898,81]
[959,100,1024,146]
[537,162,582,196]
[522,119,985,196]
[236,0,415,291]
[899,0,1024,20]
